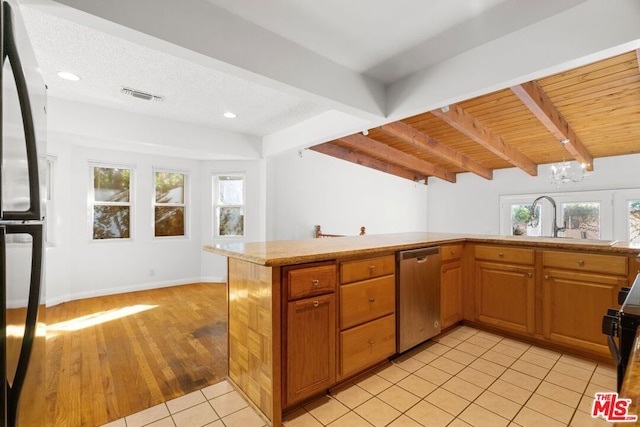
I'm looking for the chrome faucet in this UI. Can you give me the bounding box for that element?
[529,195,566,237]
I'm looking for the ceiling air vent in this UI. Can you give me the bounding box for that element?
[120,87,164,102]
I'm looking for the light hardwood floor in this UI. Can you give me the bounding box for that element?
[46,283,228,427]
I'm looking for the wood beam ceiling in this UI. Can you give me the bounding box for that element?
[336,133,457,183]
[431,104,538,176]
[379,122,493,180]
[511,81,594,171]
[309,142,427,183]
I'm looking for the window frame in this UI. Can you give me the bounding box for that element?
[213,173,245,239]
[612,189,640,244]
[153,168,188,239]
[45,155,56,246]
[499,190,613,240]
[89,162,135,242]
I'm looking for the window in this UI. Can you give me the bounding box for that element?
[510,204,541,236]
[629,201,640,243]
[154,170,186,237]
[91,165,132,240]
[562,202,600,239]
[214,175,244,237]
[500,191,612,239]
[45,156,56,245]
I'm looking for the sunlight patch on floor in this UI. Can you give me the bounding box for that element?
[47,304,157,335]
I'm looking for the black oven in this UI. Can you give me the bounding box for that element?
[602,273,640,391]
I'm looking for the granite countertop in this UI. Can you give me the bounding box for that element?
[203,231,640,266]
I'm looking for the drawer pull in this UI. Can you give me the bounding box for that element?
[369,340,376,346]
[544,274,549,280]
[313,300,319,307]
[369,265,376,271]
[498,253,504,258]
[312,279,319,286]
[578,260,585,266]
[369,297,376,303]
[527,272,533,278]
[450,251,456,255]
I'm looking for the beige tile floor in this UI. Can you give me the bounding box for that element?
[101,326,617,427]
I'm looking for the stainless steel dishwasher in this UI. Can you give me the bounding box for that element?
[397,247,441,352]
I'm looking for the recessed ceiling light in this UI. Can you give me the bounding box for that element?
[57,71,81,81]
[223,112,237,119]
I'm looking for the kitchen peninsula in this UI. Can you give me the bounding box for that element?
[204,232,640,426]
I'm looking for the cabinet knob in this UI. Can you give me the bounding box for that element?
[544,274,549,280]
[498,253,504,258]
[313,300,319,307]
[369,340,376,346]
[369,297,376,303]
[527,272,533,278]
[578,260,585,266]
[450,251,456,256]
[369,265,376,271]
[312,279,319,286]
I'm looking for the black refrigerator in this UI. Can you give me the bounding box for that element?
[0,0,47,425]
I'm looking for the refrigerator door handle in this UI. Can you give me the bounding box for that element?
[1,1,41,221]
[5,224,43,426]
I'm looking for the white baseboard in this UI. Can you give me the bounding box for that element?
[200,276,226,283]
[46,277,219,307]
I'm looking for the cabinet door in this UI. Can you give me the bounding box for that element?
[286,294,336,406]
[441,261,462,330]
[542,269,626,357]
[475,262,534,334]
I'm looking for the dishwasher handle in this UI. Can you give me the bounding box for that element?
[399,246,440,261]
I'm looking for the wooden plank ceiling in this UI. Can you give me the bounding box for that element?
[310,50,640,184]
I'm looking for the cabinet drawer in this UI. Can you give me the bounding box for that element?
[340,314,396,378]
[542,251,627,276]
[288,264,337,300]
[340,275,395,329]
[341,255,395,284]
[475,245,534,265]
[441,244,463,262]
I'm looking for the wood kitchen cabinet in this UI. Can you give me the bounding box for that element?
[474,245,535,335]
[542,251,628,357]
[283,262,337,407]
[286,293,336,406]
[441,244,463,329]
[339,255,396,379]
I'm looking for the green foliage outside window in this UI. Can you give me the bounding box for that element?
[92,167,131,239]
[216,176,244,237]
[154,171,186,237]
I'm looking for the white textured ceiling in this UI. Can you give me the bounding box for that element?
[17,0,624,157]
[20,6,329,137]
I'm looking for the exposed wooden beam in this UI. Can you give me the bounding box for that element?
[511,81,594,171]
[309,143,428,183]
[336,133,456,183]
[380,121,493,180]
[431,104,538,176]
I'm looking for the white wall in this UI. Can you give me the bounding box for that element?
[45,138,205,306]
[199,159,266,282]
[427,153,640,237]
[43,99,266,305]
[267,149,428,241]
